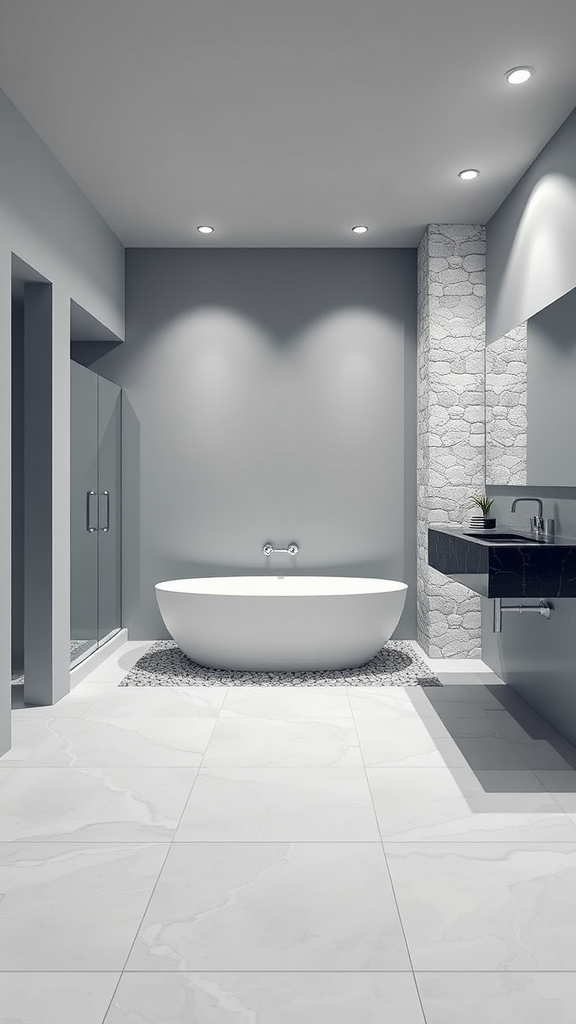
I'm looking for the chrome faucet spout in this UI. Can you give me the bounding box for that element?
[511,497,543,519]
[510,497,550,540]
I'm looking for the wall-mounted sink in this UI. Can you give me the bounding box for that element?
[428,525,576,598]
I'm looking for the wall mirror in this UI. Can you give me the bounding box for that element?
[486,286,576,486]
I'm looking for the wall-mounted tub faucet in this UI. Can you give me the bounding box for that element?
[263,542,299,557]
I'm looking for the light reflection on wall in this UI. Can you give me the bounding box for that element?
[489,172,576,342]
[151,303,403,568]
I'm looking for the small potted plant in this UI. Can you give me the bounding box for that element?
[467,494,496,531]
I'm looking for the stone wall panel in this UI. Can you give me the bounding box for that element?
[417,224,486,658]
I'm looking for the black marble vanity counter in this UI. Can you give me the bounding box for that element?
[428,525,576,598]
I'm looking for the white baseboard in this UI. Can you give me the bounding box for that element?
[70,628,128,687]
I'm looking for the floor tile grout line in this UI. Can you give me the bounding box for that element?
[3,968,576,973]
[6,839,576,846]
[343,686,429,1023]
[116,842,173,977]
[377,839,428,1024]
[99,971,124,1024]
[6,840,576,846]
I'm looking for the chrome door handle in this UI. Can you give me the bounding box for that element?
[100,490,110,532]
[86,491,97,532]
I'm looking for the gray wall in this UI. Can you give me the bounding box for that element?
[11,296,24,671]
[486,105,576,344]
[484,100,576,746]
[526,288,576,485]
[87,248,417,639]
[0,86,124,750]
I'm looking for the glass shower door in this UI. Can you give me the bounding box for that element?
[70,362,122,666]
[70,361,99,664]
[97,375,122,645]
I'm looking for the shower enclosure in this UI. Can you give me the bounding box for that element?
[70,360,122,666]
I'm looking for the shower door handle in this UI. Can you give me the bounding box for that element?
[86,491,98,532]
[100,491,110,532]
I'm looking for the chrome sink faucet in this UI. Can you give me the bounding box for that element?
[510,497,554,540]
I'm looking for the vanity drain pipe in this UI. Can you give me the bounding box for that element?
[493,598,552,634]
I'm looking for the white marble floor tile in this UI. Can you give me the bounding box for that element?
[446,736,529,770]
[422,699,499,721]
[0,766,197,841]
[346,687,441,720]
[0,718,77,765]
[0,972,120,1024]
[367,767,576,841]
[485,710,576,770]
[202,716,362,767]
[439,715,508,738]
[470,682,528,712]
[433,672,486,687]
[511,740,576,771]
[11,700,92,719]
[386,842,576,970]
[353,717,462,767]
[0,765,17,789]
[0,842,168,970]
[535,770,576,818]
[174,767,380,841]
[127,842,410,971]
[221,686,352,720]
[25,716,217,767]
[60,680,120,703]
[82,686,227,720]
[485,706,555,742]
[427,659,489,674]
[106,971,425,1024]
[78,641,154,684]
[416,971,576,1024]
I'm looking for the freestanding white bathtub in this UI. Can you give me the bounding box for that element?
[155,576,408,671]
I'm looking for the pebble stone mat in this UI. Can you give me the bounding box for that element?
[119,639,441,688]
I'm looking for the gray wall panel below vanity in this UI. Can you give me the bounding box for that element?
[480,492,576,747]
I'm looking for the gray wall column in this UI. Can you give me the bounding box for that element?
[23,284,70,705]
[417,224,486,658]
[53,293,71,698]
[0,251,11,755]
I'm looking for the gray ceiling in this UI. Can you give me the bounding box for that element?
[1,0,576,247]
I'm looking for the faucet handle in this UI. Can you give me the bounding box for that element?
[543,518,556,541]
[531,516,544,538]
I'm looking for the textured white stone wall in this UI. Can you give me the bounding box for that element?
[486,322,527,486]
[417,225,486,658]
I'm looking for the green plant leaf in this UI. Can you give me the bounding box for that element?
[470,494,494,515]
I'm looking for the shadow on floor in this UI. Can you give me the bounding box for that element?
[421,682,576,791]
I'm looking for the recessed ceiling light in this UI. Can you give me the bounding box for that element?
[197,225,214,234]
[458,168,481,180]
[352,225,369,234]
[505,66,534,85]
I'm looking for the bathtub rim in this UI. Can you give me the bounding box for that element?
[155,575,409,598]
